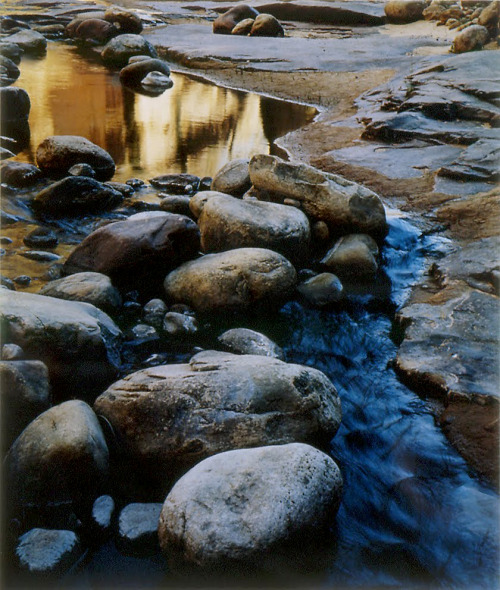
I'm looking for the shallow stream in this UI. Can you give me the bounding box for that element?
[3,39,499,590]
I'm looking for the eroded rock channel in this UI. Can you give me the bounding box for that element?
[1,0,498,588]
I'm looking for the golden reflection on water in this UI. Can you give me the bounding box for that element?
[14,44,316,181]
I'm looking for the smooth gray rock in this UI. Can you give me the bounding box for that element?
[4,30,47,55]
[249,155,387,239]
[158,443,343,572]
[159,195,191,216]
[198,193,311,264]
[162,311,198,336]
[36,136,115,181]
[94,351,341,485]
[321,234,379,280]
[297,272,343,307]
[39,272,122,313]
[211,158,251,196]
[143,298,168,329]
[0,290,122,399]
[0,86,30,121]
[164,247,297,314]
[101,34,157,67]
[0,42,23,64]
[438,140,500,182]
[218,327,284,359]
[0,360,51,449]
[32,176,123,216]
[2,343,24,359]
[23,228,58,248]
[6,400,109,508]
[68,163,96,178]
[16,528,82,575]
[231,18,255,35]
[117,503,162,555]
[149,173,200,193]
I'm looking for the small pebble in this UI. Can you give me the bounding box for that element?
[13,275,31,286]
[126,178,145,189]
[19,251,61,262]
[199,176,212,191]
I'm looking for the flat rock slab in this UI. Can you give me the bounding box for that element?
[16,528,82,575]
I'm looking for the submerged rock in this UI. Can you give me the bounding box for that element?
[158,443,343,572]
[213,4,260,35]
[101,34,157,67]
[16,528,82,576]
[94,351,341,486]
[149,173,200,193]
[164,247,297,314]
[162,311,197,337]
[218,327,284,359]
[36,136,115,181]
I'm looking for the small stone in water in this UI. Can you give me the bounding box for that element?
[163,311,198,336]
[23,227,59,248]
[91,495,115,534]
[0,236,13,244]
[130,323,159,341]
[199,176,212,191]
[105,181,135,197]
[126,178,145,189]
[13,275,31,286]
[19,250,61,262]
[2,343,24,360]
[42,263,63,281]
[143,298,167,330]
[68,163,96,178]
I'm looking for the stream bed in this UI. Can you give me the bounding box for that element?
[2,39,499,590]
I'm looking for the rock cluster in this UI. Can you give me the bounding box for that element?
[213,4,285,37]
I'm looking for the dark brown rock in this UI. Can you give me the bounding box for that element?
[104,6,143,34]
[385,1,426,23]
[0,161,42,187]
[119,59,171,86]
[249,13,284,37]
[213,4,260,35]
[74,19,118,43]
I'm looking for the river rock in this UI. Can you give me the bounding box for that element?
[0,161,42,187]
[39,272,122,313]
[4,30,47,55]
[63,212,200,290]
[158,443,343,572]
[297,272,343,307]
[143,298,168,329]
[104,6,143,34]
[163,311,197,337]
[150,173,200,193]
[68,162,96,177]
[198,194,311,264]
[0,42,23,64]
[451,25,490,53]
[218,327,284,359]
[117,503,162,555]
[213,4,260,35]
[1,86,30,121]
[16,529,82,576]
[250,14,284,37]
[91,495,115,539]
[74,19,118,43]
[120,58,171,86]
[384,1,426,23]
[36,136,115,181]
[159,195,191,216]
[0,360,51,449]
[478,1,499,31]
[94,351,341,485]
[0,55,20,86]
[211,159,251,196]
[189,190,225,218]
[32,176,123,216]
[0,290,122,399]
[19,250,61,263]
[321,234,379,280]
[101,34,157,67]
[231,18,254,35]
[164,248,297,314]
[6,400,109,511]
[249,155,387,240]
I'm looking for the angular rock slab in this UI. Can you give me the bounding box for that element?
[6,400,109,510]
[158,443,343,572]
[249,155,387,239]
[164,247,297,314]
[198,193,311,264]
[94,350,341,484]
[0,290,122,400]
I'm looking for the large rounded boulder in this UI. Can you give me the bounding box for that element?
[158,443,343,572]
[198,194,311,264]
[36,136,115,181]
[63,212,200,290]
[163,247,297,314]
[101,34,157,67]
[213,4,260,34]
[94,350,342,486]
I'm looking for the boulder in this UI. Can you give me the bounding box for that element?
[0,161,42,187]
[189,190,225,218]
[119,58,171,87]
[197,194,311,264]
[249,14,284,37]
[163,248,297,314]
[74,19,118,43]
[231,18,254,35]
[452,25,490,53]
[297,272,343,307]
[4,30,47,55]
[213,4,260,35]
[249,155,387,240]
[32,176,123,216]
[211,159,251,197]
[39,272,122,313]
[0,55,20,86]
[384,1,426,23]
[94,351,341,486]
[36,136,115,181]
[117,503,162,555]
[321,234,379,280]
[0,360,51,449]
[104,6,143,34]
[101,34,157,67]
[159,195,191,216]
[158,443,343,572]
[0,42,23,64]
[1,86,30,121]
[218,327,284,359]
[16,529,82,576]
[0,290,122,399]
[6,400,109,510]
[63,213,200,291]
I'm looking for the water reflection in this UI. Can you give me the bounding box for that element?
[13,44,316,181]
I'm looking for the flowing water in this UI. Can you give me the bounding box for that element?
[2,39,499,590]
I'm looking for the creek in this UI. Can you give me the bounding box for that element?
[3,40,499,590]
